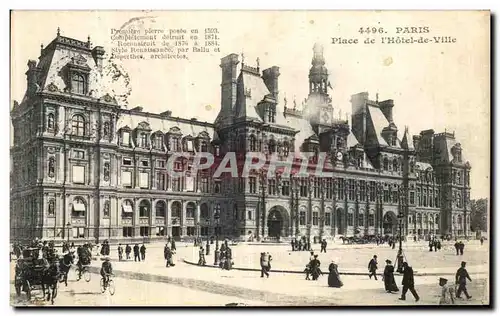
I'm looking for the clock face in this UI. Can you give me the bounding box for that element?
[336,152,343,161]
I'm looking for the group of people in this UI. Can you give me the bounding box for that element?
[428,238,443,252]
[454,240,466,255]
[117,244,147,262]
[291,237,312,252]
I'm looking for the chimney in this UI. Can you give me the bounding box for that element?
[262,66,280,99]
[92,46,105,70]
[219,54,240,114]
[350,92,369,145]
[26,60,41,95]
[378,99,394,123]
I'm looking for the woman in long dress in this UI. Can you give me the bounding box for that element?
[328,261,343,288]
[383,259,399,293]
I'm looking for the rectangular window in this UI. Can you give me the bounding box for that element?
[122,227,134,237]
[249,177,257,194]
[140,227,149,237]
[268,179,276,195]
[392,189,398,204]
[72,165,85,184]
[369,181,376,202]
[73,150,85,159]
[156,160,166,168]
[187,227,196,236]
[300,179,308,197]
[141,160,149,167]
[172,177,182,192]
[123,158,132,166]
[156,173,165,190]
[348,179,355,200]
[347,213,354,226]
[358,213,364,226]
[122,132,130,146]
[281,181,290,196]
[139,172,149,188]
[200,176,209,193]
[410,191,415,205]
[238,178,245,193]
[325,212,331,226]
[122,171,132,187]
[299,211,306,226]
[185,176,195,192]
[247,211,252,220]
[337,179,344,200]
[368,213,375,226]
[72,227,85,238]
[360,181,366,201]
[383,189,389,203]
[213,181,221,194]
[187,140,194,152]
[313,178,320,198]
[313,212,319,226]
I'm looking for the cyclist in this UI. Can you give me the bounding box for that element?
[101,256,113,289]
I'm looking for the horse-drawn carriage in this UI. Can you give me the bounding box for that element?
[14,247,59,304]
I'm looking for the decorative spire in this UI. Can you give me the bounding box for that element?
[241,52,245,65]
[40,43,44,53]
[376,92,379,103]
[284,94,287,107]
[256,57,260,69]
[293,95,297,109]
[57,27,60,37]
[87,35,91,45]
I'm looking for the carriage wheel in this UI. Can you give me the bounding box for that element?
[100,278,106,293]
[108,280,115,296]
[83,270,91,282]
[25,280,31,300]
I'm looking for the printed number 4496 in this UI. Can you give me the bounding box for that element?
[359,27,385,34]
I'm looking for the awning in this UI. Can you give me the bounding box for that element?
[122,204,133,213]
[73,203,86,212]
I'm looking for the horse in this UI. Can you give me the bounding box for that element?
[58,252,74,286]
[41,261,59,305]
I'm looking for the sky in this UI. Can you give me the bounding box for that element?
[10,10,490,199]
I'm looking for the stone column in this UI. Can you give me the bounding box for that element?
[196,202,201,237]
[150,198,155,239]
[134,198,140,237]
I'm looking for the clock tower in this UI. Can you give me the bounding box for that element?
[306,43,334,135]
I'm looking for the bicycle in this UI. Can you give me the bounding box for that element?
[77,265,91,282]
[100,274,115,295]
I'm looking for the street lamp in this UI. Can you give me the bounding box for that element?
[214,209,220,266]
[66,222,72,243]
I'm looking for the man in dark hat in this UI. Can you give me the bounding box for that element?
[368,255,378,280]
[399,262,420,302]
[133,244,140,262]
[439,277,455,305]
[455,261,472,299]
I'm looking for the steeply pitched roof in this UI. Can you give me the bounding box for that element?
[366,105,389,146]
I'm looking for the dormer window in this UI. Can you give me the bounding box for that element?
[268,105,276,123]
[249,135,257,151]
[122,131,130,146]
[200,141,208,152]
[268,139,276,153]
[170,137,181,151]
[71,73,86,94]
[283,141,290,157]
[153,134,163,150]
[391,137,397,146]
[139,132,148,148]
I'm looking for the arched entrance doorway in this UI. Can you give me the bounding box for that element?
[383,211,397,235]
[267,206,289,238]
[336,208,345,235]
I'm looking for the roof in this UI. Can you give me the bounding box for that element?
[284,114,316,154]
[234,71,267,122]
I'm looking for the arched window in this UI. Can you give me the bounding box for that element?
[171,201,182,218]
[268,139,276,153]
[155,201,166,217]
[249,135,257,151]
[417,213,422,225]
[299,210,306,226]
[139,200,150,217]
[347,209,354,226]
[186,202,196,218]
[393,159,399,172]
[72,114,86,136]
[457,215,462,228]
[122,199,133,218]
[71,73,85,94]
[200,203,209,219]
[47,113,55,130]
[383,157,389,170]
[358,211,364,227]
[72,197,86,217]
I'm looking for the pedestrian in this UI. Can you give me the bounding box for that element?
[320,239,327,253]
[480,237,484,245]
[454,240,460,255]
[125,244,131,260]
[260,252,271,278]
[225,247,233,270]
[140,244,146,261]
[383,259,399,293]
[368,255,378,280]
[328,260,343,288]
[439,277,455,305]
[198,246,206,266]
[413,236,417,242]
[436,240,442,251]
[171,239,176,251]
[459,241,465,255]
[133,244,140,262]
[206,240,210,256]
[455,261,472,299]
[164,245,173,267]
[399,262,420,302]
[298,239,303,251]
[310,255,322,280]
[309,251,315,262]
[291,239,295,251]
[117,244,123,261]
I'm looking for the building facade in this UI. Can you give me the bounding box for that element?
[10,32,472,242]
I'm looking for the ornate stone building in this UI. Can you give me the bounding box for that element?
[10,32,472,242]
